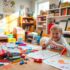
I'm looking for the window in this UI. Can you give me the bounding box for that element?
[38,2,49,15]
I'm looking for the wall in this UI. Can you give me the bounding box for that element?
[15,0,31,12]
[0,0,32,15]
[0,0,3,13]
[0,0,60,17]
[35,0,59,4]
[0,0,32,33]
[50,0,59,5]
[0,0,59,17]
[30,0,35,13]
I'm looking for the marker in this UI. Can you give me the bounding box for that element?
[34,59,42,63]
[61,48,67,55]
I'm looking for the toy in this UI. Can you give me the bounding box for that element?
[19,43,26,46]
[20,60,24,65]
[24,62,27,64]
[15,42,26,46]
[0,49,7,59]
[34,59,42,63]
[31,50,38,52]
[21,54,26,59]
[8,34,13,38]
[8,38,16,43]
[15,42,22,44]
[8,56,21,61]
[25,49,32,54]
[24,58,29,61]
[12,59,21,64]
[0,64,4,66]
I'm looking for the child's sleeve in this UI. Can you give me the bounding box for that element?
[62,37,70,56]
[40,37,50,46]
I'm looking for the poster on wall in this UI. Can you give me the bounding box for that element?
[3,0,15,15]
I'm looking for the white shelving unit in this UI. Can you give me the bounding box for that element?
[36,15,47,34]
[36,6,70,34]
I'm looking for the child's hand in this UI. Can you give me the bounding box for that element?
[49,41,64,50]
[47,39,53,45]
[50,41,56,45]
[49,41,58,49]
[42,44,46,50]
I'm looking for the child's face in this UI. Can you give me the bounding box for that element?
[51,30,62,41]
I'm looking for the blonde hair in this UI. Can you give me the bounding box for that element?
[50,25,63,34]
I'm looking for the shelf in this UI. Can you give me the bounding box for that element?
[22,23,33,26]
[48,8,59,11]
[36,6,70,33]
[37,15,46,18]
[22,22,34,24]
[20,17,35,32]
[47,15,70,18]
[23,17,33,19]
[60,6,70,9]
[37,25,43,28]
[37,21,46,23]
[47,6,70,11]
[37,15,70,19]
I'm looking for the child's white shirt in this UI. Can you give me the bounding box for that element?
[40,37,70,56]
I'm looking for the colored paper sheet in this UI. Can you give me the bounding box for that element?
[43,55,70,70]
[19,44,41,50]
[27,50,59,59]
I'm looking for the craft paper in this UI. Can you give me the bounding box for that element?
[27,50,59,59]
[43,55,70,70]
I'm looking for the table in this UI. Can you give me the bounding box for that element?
[0,43,60,70]
[0,60,60,70]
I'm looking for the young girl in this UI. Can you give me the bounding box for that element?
[40,25,70,56]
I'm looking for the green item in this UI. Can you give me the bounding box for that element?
[0,64,4,66]
[69,43,70,45]
[8,56,21,61]
[55,22,59,24]
[68,18,70,20]
[8,34,13,38]
[18,38,23,42]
